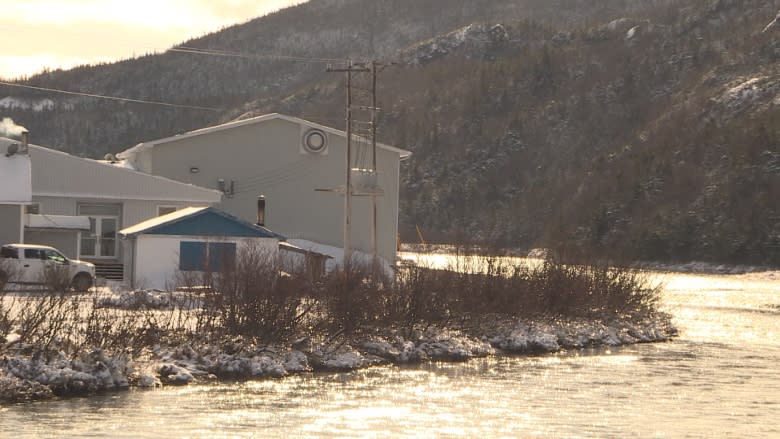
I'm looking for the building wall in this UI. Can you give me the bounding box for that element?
[130,234,278,290]
[147,118,402,264]
[33,196,205,264]
[0,204,23,245]
[24,230,79,258]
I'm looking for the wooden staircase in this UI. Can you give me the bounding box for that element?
[92,261,124,281]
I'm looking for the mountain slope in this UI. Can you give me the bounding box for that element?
[2,0,779,265]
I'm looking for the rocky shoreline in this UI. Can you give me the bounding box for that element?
[0,313,676,404]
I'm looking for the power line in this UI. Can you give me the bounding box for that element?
[169,46,348,64]
[0,81,221,112]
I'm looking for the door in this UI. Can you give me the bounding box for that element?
[20,248,46,283]
[78,204,120,259]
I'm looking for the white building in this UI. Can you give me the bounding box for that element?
[116,113,411,266]
[119,206,282,290]
[0,136,222,282]
[0,136,32,247]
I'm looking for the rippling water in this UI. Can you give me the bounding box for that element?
[2,270,779,438]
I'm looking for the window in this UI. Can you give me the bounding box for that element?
[158,206,178,216]
[179,241,236,272]
[42,249,67,264]
[0,246,19,259]
[25,204,40,214]
[78,204,120,258]
[24,249,44,260]
[179,242,206,271]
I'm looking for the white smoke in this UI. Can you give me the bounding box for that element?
[0,117,27,138]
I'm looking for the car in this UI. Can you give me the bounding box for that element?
[0,244,96,292]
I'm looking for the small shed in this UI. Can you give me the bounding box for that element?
[119,206,284,290]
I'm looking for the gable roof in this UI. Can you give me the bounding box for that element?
[119,206,285,239]
[26,143,222,203]
[116,113,412,159]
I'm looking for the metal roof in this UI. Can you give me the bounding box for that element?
[119,206,285,239]
[28,144,222,203]
[117,113,412,160]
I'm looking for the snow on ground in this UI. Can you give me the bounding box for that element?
[96,289,194,309]
[717,76,779,117]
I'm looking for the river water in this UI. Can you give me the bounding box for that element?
[1,269,778,438]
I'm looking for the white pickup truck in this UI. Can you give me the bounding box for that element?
[0,244,96,292]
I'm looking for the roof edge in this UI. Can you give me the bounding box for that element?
[117,113,412,159]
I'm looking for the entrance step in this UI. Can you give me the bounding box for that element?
[92,262,124,281]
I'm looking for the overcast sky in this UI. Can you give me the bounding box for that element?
[0,0,308,80]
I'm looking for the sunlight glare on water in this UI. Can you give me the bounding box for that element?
[1,264,779,438]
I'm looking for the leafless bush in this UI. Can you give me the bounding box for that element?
[191,243,311,342]
[315,259,394,334]
[390,250,661,327]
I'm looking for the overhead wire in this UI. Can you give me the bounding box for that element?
[0,81,222,112]
[169,46,350,64]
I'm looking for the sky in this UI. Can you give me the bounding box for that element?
[0,0,308,80]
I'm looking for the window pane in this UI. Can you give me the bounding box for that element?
[101,218,117,238]
[180,242,207,271]
[208,242,236,272]
[81,238,96,256]
[0,246,18,259]
[24,249,43,259]
[44,250,67,264]
[101,239,116,257]
[78,204,121,216]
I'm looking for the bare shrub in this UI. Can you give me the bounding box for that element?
[195,243,310,342]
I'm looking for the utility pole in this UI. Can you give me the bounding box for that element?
[370,61,379,268]
[327,60,370,270]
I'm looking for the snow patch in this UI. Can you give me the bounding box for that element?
[0,97,55,111]
[716,77,779,116]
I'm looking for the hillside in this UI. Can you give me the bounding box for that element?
[1,0,779,265]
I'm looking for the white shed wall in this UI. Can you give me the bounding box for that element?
[131,235,278,290]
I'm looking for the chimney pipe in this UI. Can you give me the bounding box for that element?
[21,130,29,153]
[257,195,266,226]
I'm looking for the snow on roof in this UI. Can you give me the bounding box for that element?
[117,113,412,159]
[119,207,208,236]
[25,214,90,231]
[288,239,393,275]
[279,241,333,258]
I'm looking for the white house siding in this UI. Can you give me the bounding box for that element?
[0,204,23,245]
[138,116,404,264]
[130,234,278,290]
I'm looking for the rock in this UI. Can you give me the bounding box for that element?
[158,363,194,385]
[284,350,311,373]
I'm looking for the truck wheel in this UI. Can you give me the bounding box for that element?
[72,273,92,292]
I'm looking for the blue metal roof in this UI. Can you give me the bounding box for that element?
[120,207,284,239]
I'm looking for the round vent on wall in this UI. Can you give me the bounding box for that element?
[302,128,328,155]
